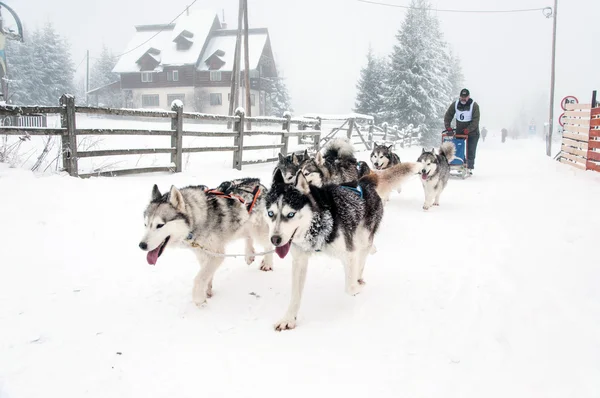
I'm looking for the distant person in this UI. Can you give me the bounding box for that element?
[444,88,481,175]
[501,128,508,143]
[481,127,488,142]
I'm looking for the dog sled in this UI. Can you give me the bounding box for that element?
[441,129,470,179]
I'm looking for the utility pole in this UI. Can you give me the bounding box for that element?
[86,50,90,105]
[243,0,251,126]
[228,0,244,124]
[547,0,558,156]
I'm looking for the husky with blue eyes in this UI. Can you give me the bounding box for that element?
[264,168,384,331]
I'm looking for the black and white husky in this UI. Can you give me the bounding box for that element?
[370,143,401,170]
[138,178,274,307]
[265,169,384,331]
[300,138,370,187]
[416,142,456,210]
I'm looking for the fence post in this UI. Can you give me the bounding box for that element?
[171,101,183,172]
[382,122,388,141]
[347,118,355,140]
[281,111,291,156]
[314,117,321,152]
[368,122,374,147]
[59,94,78,177]
[233,108,245,170]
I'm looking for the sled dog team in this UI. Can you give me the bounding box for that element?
[139,138,456,331]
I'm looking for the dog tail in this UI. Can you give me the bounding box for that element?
[440,142,456,162]
[323,137,355,161]
[362,162,420,199]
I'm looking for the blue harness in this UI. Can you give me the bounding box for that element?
[340,184,363,199]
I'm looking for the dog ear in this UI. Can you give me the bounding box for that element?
[315,151,324,166]
[272,168,285,184]
[387,145,393,151]
[278,153,285,163]
[152,184,162,201]
[421,148,425,153]
[292,153,300,165]
[295,171,311,195]
[304,149,309,159]
[169,186,185,212]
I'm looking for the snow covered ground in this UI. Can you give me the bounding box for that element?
[1,136,599,398]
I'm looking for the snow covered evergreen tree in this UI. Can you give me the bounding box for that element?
[89,45,120,106]
[354,45,387,124]
[385,0,453,146]
[447,49,464,102]
[266,77,292,117]
[6,24,74,105]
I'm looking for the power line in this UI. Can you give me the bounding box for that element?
[357,0,550,14]
[74,53,87,73]
[113,0,198,59]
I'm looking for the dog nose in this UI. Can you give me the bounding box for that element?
[139,242,148,250]
[271,235,282,246]
[421,169,426,174]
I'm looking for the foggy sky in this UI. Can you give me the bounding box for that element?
[11,0,600,129]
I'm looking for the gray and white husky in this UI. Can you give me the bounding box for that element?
[416,142,456,211]
[265,169,383,331]
[301,137,370,187]
[370,143,401,170]
[138,178,274,307]
[274,150,309,184]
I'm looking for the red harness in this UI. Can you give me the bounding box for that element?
[204,187,261,213]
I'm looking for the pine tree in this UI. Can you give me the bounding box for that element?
[266,77,292,117]
[88,45,120,106]
[6,24,74,105]
[385,0,453,146]
[447,49,464,101]
[354,45,387,124]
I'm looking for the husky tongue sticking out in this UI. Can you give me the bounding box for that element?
[274,229,297,259]
[146,237,170,265]
[275,242,291,259]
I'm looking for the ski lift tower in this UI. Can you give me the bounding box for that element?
[0,2,24,103]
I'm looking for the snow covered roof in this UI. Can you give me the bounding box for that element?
[112,9,219,73]
[197,29,269,71]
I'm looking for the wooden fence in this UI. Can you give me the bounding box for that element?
[558,91,600,172]
[0,94,321,178]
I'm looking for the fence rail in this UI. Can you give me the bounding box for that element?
[558,90,600,172]
[0,94,322,177]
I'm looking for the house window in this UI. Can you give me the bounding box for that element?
[141,72,153,83]
[209,93,222,106]
[251,94,256,106]
[210,71,222,81]
[167,94,185,106]
[142,94,159,107]
[249,69,259,79]
[167,70,179,82]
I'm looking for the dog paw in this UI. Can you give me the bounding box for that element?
[433,202,439,206]
[358,278,366,285]
[369,245,377,255]
[346,283,363,296]
[274,317,297,331]
[193,294,207,307]
[423,205,430,211]
[206,284,213,298]
[259,261,273,272]
[245,255,255,265]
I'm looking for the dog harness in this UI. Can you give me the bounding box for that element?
[204,185,261,213]
[340,184,363,199]
[455,100,474,122]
